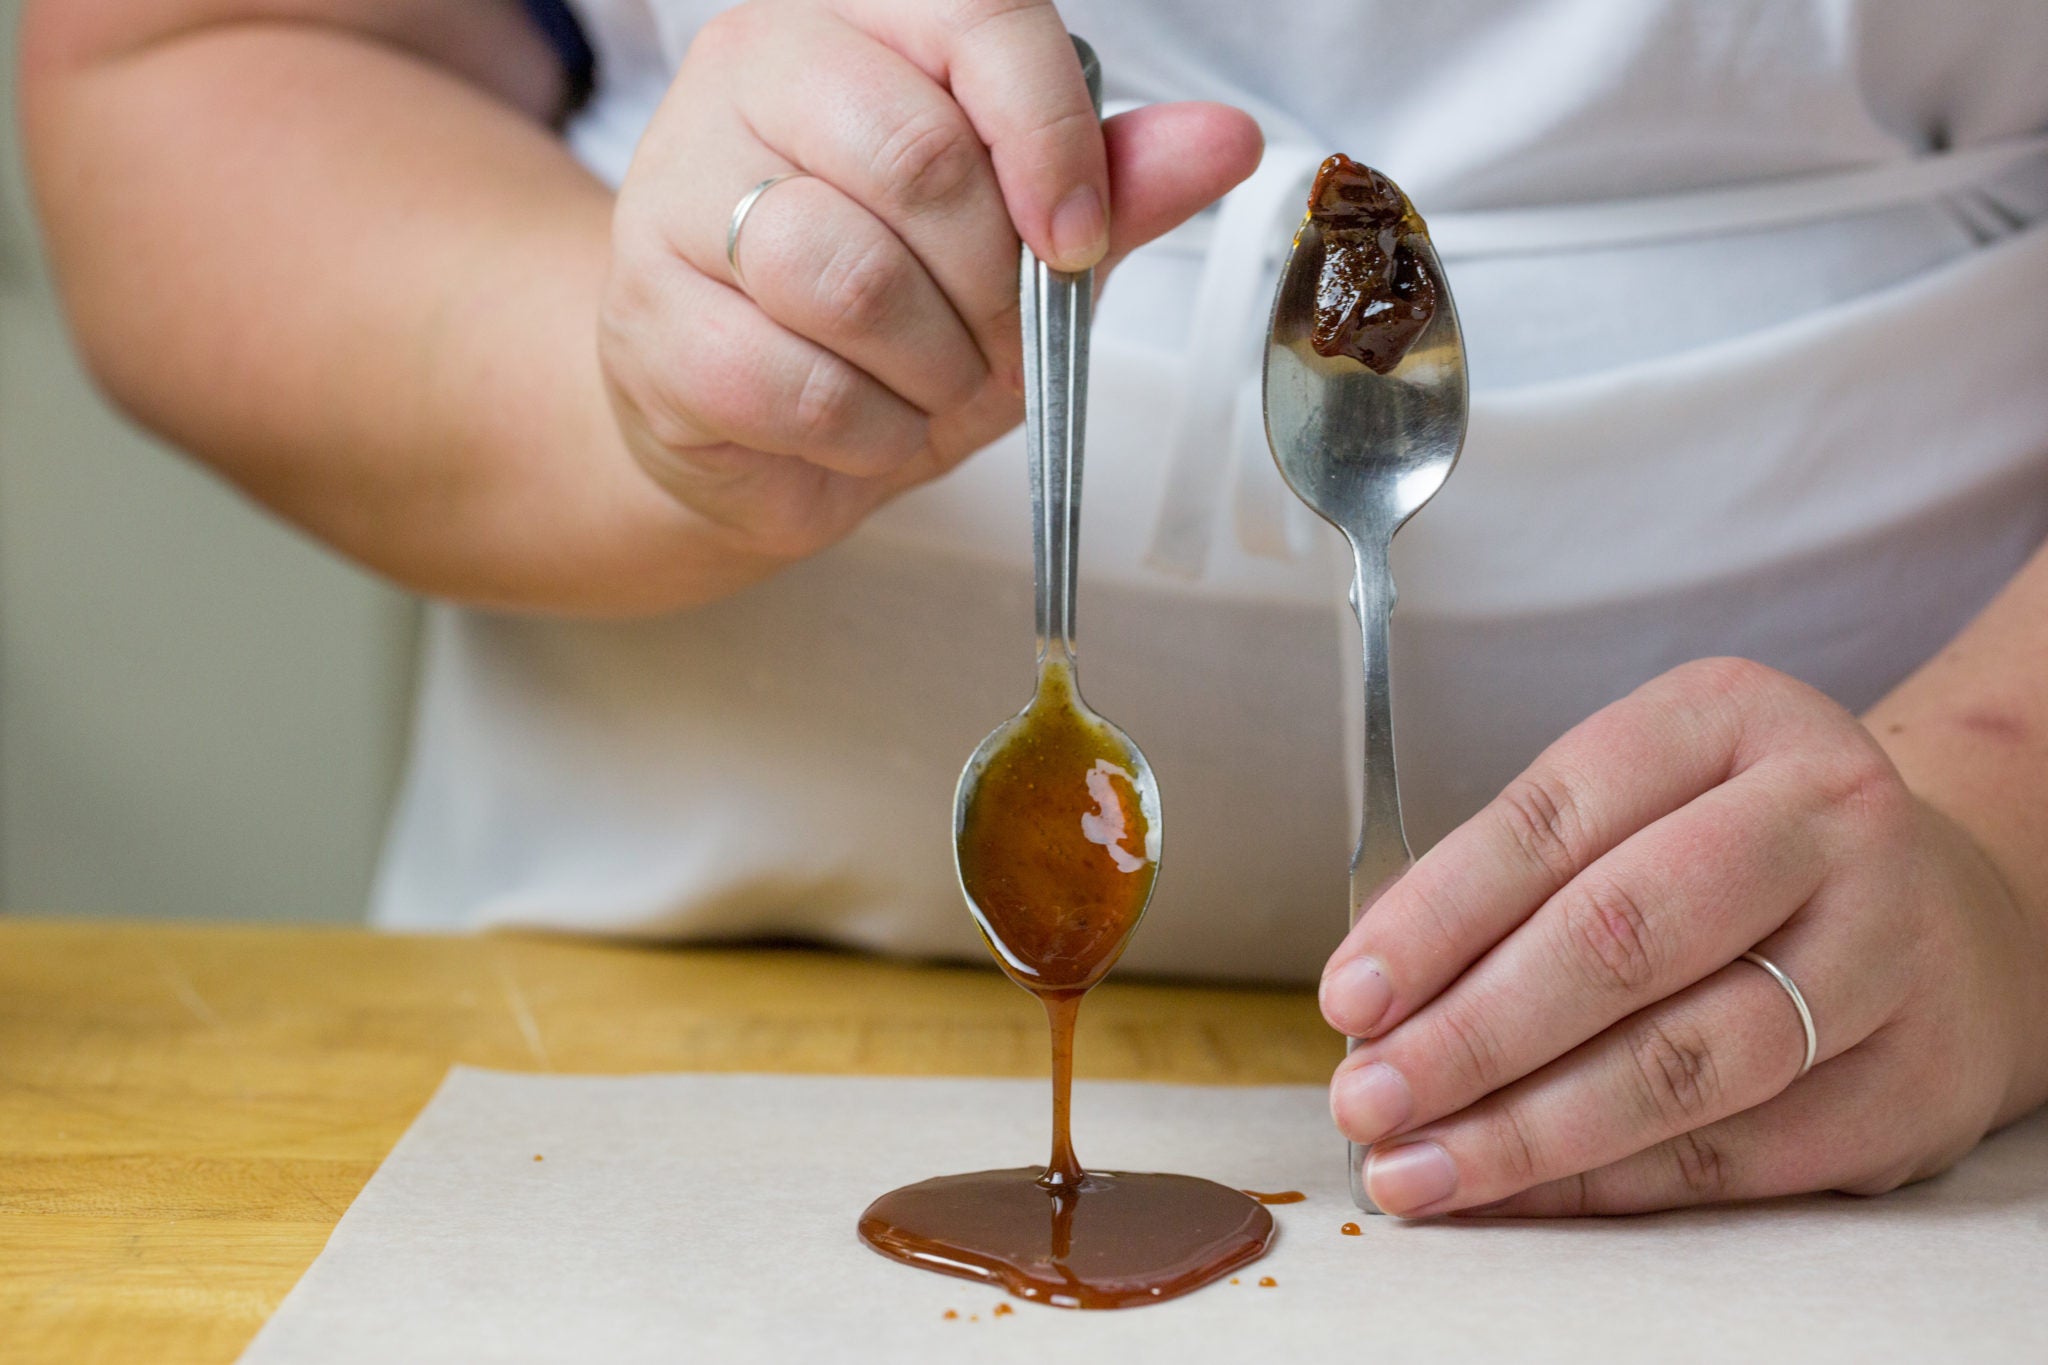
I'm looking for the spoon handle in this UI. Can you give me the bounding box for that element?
[1347,536,1416,1213]
[1022,36,1102,667]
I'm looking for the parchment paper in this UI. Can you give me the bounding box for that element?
[237,1068,2048,1363]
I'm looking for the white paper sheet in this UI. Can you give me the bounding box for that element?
[238,1068,2048,1363]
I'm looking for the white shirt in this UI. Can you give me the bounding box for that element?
[372,0,2048,982]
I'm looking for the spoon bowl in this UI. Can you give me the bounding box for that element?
[953,666,1163,992]
[1265,219,1467,540]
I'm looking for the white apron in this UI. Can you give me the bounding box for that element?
[372,1,2048,982]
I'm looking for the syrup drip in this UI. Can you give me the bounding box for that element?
[860,663,1276,1308]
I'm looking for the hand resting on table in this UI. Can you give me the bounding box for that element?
[1321,653,2048,1218]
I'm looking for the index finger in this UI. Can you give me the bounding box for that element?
[1320,659,1793,1040]
[832,0,1110,271]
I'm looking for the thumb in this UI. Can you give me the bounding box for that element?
[1099,102,1264,270]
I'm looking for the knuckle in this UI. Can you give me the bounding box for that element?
[875,108,984,214]
[1817,746,1911,836]
[1031,104,1106,151]
[791,355,867,449]
[1839,1161,1918,1198]
[1487,1103,1546,1187]
[1495,771,1593,884]
[1628,1017,1723,1130]
[1559,1170,1592,1217]
[933,356,993,414]
[814,235,912,335]
[1391,876,1472,978]
[635,390,713,455]
[686,5,756,63]
[1431,1007,1510,1094]
[1673,655,1781,709]
[941,0,1046,41]
[609,344,717,454]
[1560,874,1661,996]
[1668,1128,1730,1202]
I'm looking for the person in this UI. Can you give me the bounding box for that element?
[19,0,2048,1219]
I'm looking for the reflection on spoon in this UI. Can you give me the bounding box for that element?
[1081,759,1147,874]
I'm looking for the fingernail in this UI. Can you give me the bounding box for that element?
[1049,185,1107,270]
[1366,1141,1457,1216]
[1331,1062,1412,1145]
[1320,956,1392,1036]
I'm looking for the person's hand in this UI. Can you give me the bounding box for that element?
[1318,657,2048,1217]
[598,0,1260,568]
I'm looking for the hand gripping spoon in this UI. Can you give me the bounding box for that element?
[951,36,1161,1053]
[1262,158,1468,1213]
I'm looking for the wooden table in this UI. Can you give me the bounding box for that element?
[0,920,1333,1364]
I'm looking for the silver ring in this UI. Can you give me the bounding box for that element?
[1741,950,1818,1079]
[725,172,809,293]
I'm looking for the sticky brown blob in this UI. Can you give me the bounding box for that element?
[1306,153,1438,374]
[1340,1221,1362,1236]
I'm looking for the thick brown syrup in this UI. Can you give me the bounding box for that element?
[859,662,1276,1308]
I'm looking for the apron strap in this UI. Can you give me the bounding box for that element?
[1144,143,1327,578]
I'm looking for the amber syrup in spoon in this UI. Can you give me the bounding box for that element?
[856,36,1276,1310]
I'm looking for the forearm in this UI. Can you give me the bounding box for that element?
[21,7,781,614]
[1865,536,2048,1116]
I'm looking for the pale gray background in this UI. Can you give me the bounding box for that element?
[1,1,418,921]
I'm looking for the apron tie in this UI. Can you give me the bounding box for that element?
[1144,143,1330,578]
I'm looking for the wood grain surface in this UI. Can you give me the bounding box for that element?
[0,920,1334,1364]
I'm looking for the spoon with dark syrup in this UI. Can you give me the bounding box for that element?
[1264,155,1468,1212]
[857,37,1275,1310]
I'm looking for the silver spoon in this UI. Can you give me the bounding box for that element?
[1262,192,1469,1212]
[952,39,1163,984]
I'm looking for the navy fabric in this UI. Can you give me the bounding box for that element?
[519,0,597,113]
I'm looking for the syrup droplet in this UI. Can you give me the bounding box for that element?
[1340,1221,1361,1236]
[1258,1276,1277,1288]
[992,1303,1013,1318]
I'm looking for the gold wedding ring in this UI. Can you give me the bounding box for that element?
[1741,950,1819,1079]
[725,172,811,294]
